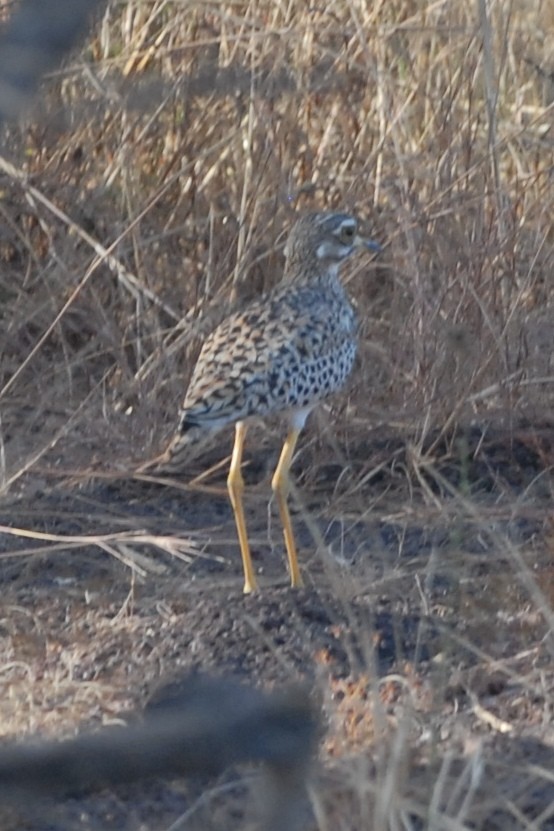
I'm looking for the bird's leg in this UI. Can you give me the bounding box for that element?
[271,429,304,588]
[227,421,257,594]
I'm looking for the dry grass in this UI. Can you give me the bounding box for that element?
[1,0,553,481]
[0,0,553,829]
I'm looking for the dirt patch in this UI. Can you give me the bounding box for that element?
[0,422,552,829]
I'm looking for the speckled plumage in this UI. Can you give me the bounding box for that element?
[158,211,380,592]
[166,214,366,458]
[177,279,356,432]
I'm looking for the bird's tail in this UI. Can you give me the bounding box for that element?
[136,424,214,475]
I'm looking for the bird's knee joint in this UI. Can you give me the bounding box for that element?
[271,473,288,498]
[227,468,245,496]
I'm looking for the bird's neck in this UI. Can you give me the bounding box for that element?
[283,256,340,287]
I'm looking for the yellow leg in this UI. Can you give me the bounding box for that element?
[271,429,304,588]
[227,421,257,594]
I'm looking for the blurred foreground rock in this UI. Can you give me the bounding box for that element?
[0,0,103,122]
[0,675,319,831]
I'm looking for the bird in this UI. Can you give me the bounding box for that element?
[155,211,381,593]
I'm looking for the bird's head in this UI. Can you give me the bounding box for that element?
[284,212,381,278]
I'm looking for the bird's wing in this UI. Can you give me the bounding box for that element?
[180,290,349,429]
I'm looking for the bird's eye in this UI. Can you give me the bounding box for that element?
[340,225,355,242]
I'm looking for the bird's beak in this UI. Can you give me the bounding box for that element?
[353,234,382,253]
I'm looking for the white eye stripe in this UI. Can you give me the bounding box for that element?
[315,213,357,233]
[316,241,334,258]
[343,220,356,229]
[316,240,352,259]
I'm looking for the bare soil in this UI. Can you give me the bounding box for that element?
[0,420,552,829]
